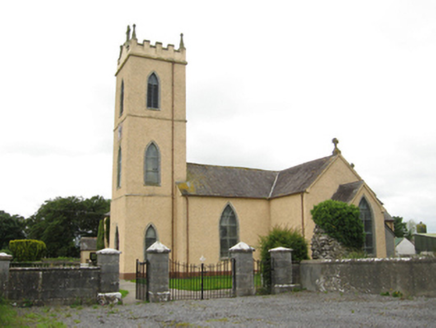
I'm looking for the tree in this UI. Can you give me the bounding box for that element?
[311,200,364,250]
[393,216,408,238]
[0,211,26,250]
[406,219,417,241]
[26,196,110,258]
[416,221,427,233]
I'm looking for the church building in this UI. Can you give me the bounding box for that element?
[110,26,393,278]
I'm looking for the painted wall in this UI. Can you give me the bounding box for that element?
[183,196,270,264]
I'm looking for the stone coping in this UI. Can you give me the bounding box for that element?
[0,252,13,260]
[269,246,293,253]
[146,241,171,253]
[96,248,122,255]
[9,266,100,271]
[301,257,436,264]
[229,241,255,253]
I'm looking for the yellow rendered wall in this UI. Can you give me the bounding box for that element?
[269,194,303,231]
[184,197,270,263]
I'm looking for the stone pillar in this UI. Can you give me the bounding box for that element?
[97,248,122,293]
[146,241,171,302]
[269,247,299,294]
[230,242,255,297]
[0,252,12,298]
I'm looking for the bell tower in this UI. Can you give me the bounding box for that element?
[110,25,187,278]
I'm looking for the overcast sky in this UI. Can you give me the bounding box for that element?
[1,1,435,232]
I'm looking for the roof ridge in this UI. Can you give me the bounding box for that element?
[268,172,280,198]
[187,162,279,173]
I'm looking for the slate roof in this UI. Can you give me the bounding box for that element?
[178,155,337,199]
[331,181,364,203]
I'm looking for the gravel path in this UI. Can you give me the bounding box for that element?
[16,288,436,327]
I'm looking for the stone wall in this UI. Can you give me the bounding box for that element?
[8,267,101,305]
[2,248,121,306]
[300,257,436,297]
[311,225,348,259]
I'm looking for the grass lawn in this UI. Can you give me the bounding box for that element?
[135,273,265,291]
[170,275,232,291]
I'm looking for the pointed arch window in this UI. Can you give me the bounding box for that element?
[144,142,160,185]
[220,205,239,258]
[147,73,159,109]
[120,80,124,116]
[116,146,122,188]
[359,198,374,255]
[145,225,157,253]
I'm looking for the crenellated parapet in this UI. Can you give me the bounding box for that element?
[117,24,186,73]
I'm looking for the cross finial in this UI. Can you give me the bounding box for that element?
[332,138,341,155]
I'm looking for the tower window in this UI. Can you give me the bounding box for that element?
[359,198,374,255]
[117,146,122,188]
[120,80,124,116]
[219,205,239,258]
[144,142,160,185]
[147,73,159,109]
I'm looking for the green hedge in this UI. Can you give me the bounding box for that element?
[311,200,364,250]
[9,239,46,261]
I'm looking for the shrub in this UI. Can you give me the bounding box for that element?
[258,226,309,288]
[9,239,46,261]
[311,200,364,250]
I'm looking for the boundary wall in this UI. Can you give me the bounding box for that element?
[300,257,436,297]
[0,249,121,306]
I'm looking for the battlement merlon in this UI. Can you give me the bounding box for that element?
[116,31,187,75]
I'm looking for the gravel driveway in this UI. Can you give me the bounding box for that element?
[17,288,436,327]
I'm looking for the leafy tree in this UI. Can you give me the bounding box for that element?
[26,196,110,258]
[406,219,417,241]
[416,221,427,233]
[311,200,364,250]
[393,216,408,238]
[0,211,26,250]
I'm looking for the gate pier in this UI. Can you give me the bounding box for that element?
[146,241,171,302]
[230,242,255,297]
[269,246,300,294]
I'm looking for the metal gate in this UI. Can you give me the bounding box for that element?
[135,259,149,301]
[254,258,273,294]
[169,259,234,300]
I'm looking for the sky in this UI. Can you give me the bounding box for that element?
[1,1,435,232]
